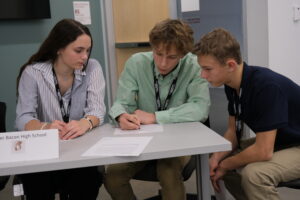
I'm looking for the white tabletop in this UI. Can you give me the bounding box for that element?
[0,122,231,200]
[0,121,230,175]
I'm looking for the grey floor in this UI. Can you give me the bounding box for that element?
[1,173,300,200]
[1,88,300,200]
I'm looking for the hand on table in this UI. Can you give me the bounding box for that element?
[118,113,141,130]
[46,120,67,136]
[46,119,90,140]
[60,120,90,140]
[133,109,156,125]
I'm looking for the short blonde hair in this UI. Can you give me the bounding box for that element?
[193,28,242,65]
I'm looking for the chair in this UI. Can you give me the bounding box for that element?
[278,178,300,189]
[0,102,10,191]
[12,175,68,200]
[0,102,6,132]
[14,166,104,199]
[13,142,105,199]
[133,119,211,200]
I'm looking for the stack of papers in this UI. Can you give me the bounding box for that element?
[82,136,152,157]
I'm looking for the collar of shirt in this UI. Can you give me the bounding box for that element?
[240,62,249,91]
[240,62,257,100]
[32,61,87,91]
[153,58,183,81]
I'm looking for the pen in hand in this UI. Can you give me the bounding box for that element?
[118,113,141,130]
[128,115,141,129]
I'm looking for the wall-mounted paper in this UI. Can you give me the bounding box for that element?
[181,0,200,12]
[73,1,91,25]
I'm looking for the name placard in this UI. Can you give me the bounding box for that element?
[0,129,59,163]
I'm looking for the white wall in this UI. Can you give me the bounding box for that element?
[268,0,300,85]
[245,0,300,85]
[243,0,269,67]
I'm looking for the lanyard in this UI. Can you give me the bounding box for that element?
[153,63,178,111]
[52,68,73,123]
[233,88,243,148]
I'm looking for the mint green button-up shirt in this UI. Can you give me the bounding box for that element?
[109,52,210,124]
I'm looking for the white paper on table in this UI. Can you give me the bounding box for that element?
[82,136,153,157]
[114,124,163,135]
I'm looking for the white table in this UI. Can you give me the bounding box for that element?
[0,122,231,200]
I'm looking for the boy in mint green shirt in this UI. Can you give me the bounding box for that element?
[105,19,210,200]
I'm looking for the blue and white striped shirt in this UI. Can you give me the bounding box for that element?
[16,58,106,131]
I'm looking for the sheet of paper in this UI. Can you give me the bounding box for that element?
[73,1,91,25]
[181,0,200,12]
[82,136,152,157]
[114,124,163,135]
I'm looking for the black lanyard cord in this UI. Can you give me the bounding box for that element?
[52,68,74,123]
[153,64,178,111]
[233,89,243,148]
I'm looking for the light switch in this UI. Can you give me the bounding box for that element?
[294,5,300,21]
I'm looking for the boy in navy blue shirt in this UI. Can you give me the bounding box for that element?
[194,28,300,200]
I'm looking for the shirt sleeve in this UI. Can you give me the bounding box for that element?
[84,60,106,125]
[15,68,39,131]
[155,68,211,124]
[109,57,139,125]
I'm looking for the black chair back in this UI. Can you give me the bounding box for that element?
[0,102,9,191]
[0,102,6,132]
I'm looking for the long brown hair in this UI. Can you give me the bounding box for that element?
[16,19,93,92]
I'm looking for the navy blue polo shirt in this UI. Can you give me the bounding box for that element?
[225,63,300,149]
